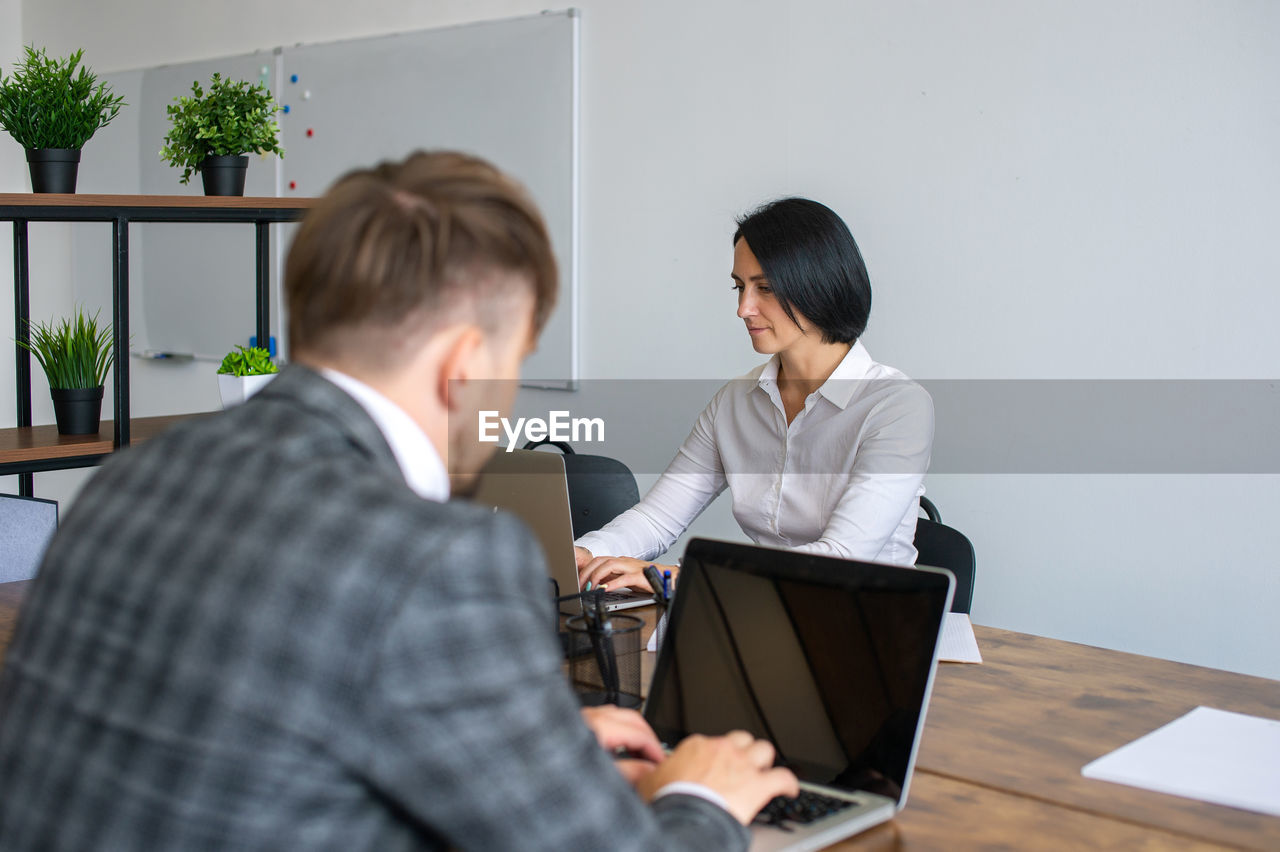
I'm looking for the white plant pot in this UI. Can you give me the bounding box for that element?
[218,373,277,408]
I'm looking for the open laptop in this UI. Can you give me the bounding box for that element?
[644,538,954,852]
[472,449,654,612]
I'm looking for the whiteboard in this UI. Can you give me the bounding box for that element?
[139,52,279,360]
[79,11,579,387]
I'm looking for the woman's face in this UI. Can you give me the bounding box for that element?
[732,238,808,356]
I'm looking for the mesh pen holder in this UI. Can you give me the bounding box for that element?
[565,613,644,709]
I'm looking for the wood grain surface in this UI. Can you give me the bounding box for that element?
[917,626,1280,849]
[829,771,1230,851]
[0,414,205,465]
[0,580,30,666]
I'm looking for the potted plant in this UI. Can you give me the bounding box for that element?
[17,308,114,434]
[217,345,278,407]
[160,73,284,196]
[0,45,126,193]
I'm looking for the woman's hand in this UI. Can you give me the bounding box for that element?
[579,556,678,595]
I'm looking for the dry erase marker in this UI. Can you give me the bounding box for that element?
[643,564,664,598]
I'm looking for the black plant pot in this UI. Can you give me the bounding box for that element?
[26,148,82,194]
[50,386,105,435]
[200,155,249,196]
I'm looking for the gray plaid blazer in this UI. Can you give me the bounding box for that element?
[0,366,747,851]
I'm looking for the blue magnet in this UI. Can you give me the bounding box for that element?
[282,104,290,114]
[290,74,298,83]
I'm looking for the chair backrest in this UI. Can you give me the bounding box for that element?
[914,497,976,614]
[523,440,639,539]
[0,494,59,583]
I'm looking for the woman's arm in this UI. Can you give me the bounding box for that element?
[574,395,728,584]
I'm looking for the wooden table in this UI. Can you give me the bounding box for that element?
[0,580,29,666]
[627,606,1278,849]
[4,585,1277,848]
[906,626,1280,850]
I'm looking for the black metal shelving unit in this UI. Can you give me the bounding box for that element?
[1,194,313,495]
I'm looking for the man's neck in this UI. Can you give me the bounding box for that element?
[297,353,451,465]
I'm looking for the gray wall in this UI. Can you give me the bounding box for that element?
[6,0,1279,679]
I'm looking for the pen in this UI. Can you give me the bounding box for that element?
[593,592,619,702]
[600,617,618,703]
[643,564,665,599]
[584,591,612,694]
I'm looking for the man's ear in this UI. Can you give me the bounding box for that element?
[437,325,486,412]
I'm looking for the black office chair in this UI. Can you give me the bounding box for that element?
[523,440,639,539]
[915,496,976,614]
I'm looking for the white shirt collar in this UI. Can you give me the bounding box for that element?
[755,340,875,410]
[817,341,874,408]
[319,368,450,502]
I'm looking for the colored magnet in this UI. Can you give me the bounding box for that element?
[282,104,290,114]
[290,74,298,83]
[306,128,313,138]
[289,181,297,190]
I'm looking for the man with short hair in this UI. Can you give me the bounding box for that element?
[0,151,795,850]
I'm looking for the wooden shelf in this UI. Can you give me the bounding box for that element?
[0,414,204,468]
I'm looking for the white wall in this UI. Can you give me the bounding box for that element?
[14,0,1280,679]
[1,0,23,424]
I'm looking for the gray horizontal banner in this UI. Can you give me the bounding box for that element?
[453,380,1280,475]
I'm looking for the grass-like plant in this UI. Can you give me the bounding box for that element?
[217,345,278,377]
[0,45,125,150]
[160,73,284,184]
[18,308,115,389]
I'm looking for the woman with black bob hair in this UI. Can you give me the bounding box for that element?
[736,197,872,346]
[576,197,934,592]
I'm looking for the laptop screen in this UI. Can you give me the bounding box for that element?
[644,539,952,805]
[472,449,578,591]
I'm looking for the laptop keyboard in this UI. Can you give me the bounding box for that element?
[753,790,856,829]
[601,589,651,604]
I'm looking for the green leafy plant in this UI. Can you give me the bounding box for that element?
[217,345,278,377]
[160,73,284,184]
[17,308,114,389]
[0,45,126,150]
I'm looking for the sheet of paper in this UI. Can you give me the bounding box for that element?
[938,612,982,663]
[648,611,982,659]
[1081,706,1280,817]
